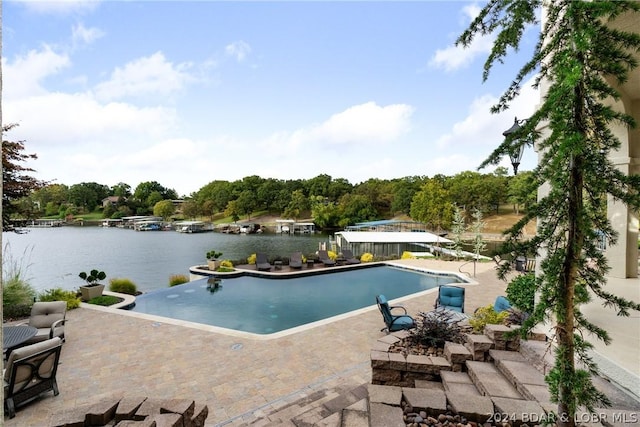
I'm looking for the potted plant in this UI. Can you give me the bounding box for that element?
[79,269,107,302]
[206,250,223,271]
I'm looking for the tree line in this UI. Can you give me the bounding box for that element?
[4,124,536,231]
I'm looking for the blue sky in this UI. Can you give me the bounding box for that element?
[3,1,540,196]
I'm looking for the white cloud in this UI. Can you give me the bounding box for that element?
[429,2,494,72]
[3,46,71,98]
[264,102,414,151]
[18,0,101,15]
[225,41,252,62]
[94,52,196,101]
[72,23,104,48]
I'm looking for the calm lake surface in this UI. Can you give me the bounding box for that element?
[2,227,329,293]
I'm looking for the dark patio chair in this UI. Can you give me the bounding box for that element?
[255,253,272,271]
[318,250,336,267]
[434,285,466,313]
[289,252,303,269]
[376,295,416,333]
[341,249,361,265]
[4,337,62,418]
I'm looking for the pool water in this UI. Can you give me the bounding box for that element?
[130,265,466,335]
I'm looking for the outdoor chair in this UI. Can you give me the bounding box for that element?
[434,285,466,313]
[341,249,361,265]
[289,252,303,269]
[318,250,336,267]
[255,253,272,271]
[4,337,62,418]
[18,301,67,345]
[376,295,416,333]
[493,296,512,313]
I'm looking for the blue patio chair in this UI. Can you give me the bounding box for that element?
[434,285,465,313]
[493,296,512,313]
[376,294,416,333]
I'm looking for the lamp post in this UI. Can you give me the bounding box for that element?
[502,117,527,175]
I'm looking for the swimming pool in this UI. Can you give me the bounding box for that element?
[130,264,467,335]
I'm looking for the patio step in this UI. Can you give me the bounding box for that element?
[489,349,552,404]
[440,371,481,396]
[288,383,369,427]
[466,360,524,400]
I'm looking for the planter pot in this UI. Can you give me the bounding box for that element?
[80,284,105,302]
[207,260,221,271]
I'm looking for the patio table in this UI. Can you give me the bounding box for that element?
[3,325,37,350]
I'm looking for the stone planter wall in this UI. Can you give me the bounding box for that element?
[371,324,529,388]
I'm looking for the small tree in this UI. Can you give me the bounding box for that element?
[153,200,175,221]
[450,205,466,260]
[458,1,640,424]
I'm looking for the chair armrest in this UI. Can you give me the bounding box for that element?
[49,319,67,339]
[14,321,28,327]
[389,305,408,315]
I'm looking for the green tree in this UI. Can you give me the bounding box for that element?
[337,193,377,228]
[153,200,175,221]
[2,124,47,227]
[283,189,308,220]
[450,205,466,260]
[235,190,257,220]
[508,171,536,214]
[458,1,640,423]
[181,200,199,219]
[410,179,454,232]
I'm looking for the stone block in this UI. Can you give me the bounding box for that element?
[187,404,209,427]
[377,334,401,345]
[160,398,195,424]
[402,388,447,414]
[473,350,486,362]
[429,356,452,373]
[414,380,444,390]
[49,405,92,427]
[116,420,156,427]
[370,350,389,369]
[492,397,546,427]
[406,354,432,373]
[507,340,520,351]
[115,396,148,422]
[451,362,463,372]
[489,349,526,364]
[388,352,406,371]
[134,399,165,421]
[369,403,405,427]
[446,392,494,423]
[368,384,403,406]
[494,339,506,350]
[444,341,472,364]
[371,368,402,385]
[371,340,391,352]
[390,329,411,340]
[527,329,548,341]
[484,324,513,340]
[466,334,494,352]
[149,413,182,427]
[85,397,120,426]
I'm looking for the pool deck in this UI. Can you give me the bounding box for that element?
[4,259,639,426]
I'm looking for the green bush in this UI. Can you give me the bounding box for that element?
[506,272,536,313]
[169,274,189,287]
[3,303,33,321]
[38,288,81,310]
[3,276,37,307]
[469,304,509,333]
[109,278,138,295]
[87,295,121,306]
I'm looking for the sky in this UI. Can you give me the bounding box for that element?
[3,0,541,197]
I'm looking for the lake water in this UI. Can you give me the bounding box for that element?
[2,227,330,293]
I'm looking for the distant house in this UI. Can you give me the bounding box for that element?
[102,196,122,208]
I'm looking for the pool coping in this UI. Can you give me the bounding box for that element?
[82,261,479,341]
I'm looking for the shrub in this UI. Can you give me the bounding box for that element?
[506,272,536,313]
[206,250,223,260]
[327,250,337,260]
[87,295,121,306]
[109,278,138,295]
[78,269,107,286]
[469,304,509,333]
[216,260,234,272]
[247,253,257,265]
[3,303,33,320]
[407,310,467,348]
[3,276,37,307]
[38,288,81,310]
[401,251,415,259]
[169,274,189,287]
[360,252,374,263]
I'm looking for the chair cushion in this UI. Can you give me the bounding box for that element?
[494,296,512,313]
[389,315,414,332]
[29,301,66,329]
[4,337,62,384]
[439,287,464,312]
